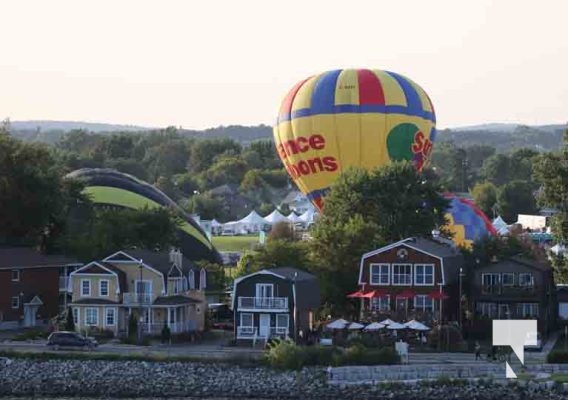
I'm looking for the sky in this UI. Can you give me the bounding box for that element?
[0,0,566,130]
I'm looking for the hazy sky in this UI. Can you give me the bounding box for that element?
[1,0,566,129]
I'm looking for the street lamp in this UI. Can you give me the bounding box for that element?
[459,267,465,329]
[292,272,298,343]
[138,260,143,342]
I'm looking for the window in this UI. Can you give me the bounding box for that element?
[73,308,79,325]
[517,303,539,318]
[559,303,568,320]
[189,270,195,290]
[519,273,535,287]
[85,308,98,326]
[199,268,207,290]
[135,280,151,294]
[99,280,109,296]
[81,280,91,296]
[501,273,514,286]
[414,264,434,285]
[477,302,498,318]
[11,296,19,309]
[392,264,412,285]
[370,296,390,311]
[414,295,434,312]
[370,264,390,285]
[240,313,253,327]
[11,270,20,282]
[276,314,289,328]
[481,273,500,293]
[105,308,115,326]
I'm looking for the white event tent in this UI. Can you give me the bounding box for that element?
[264,209,288,225]
[492,216,510,235]
[287,212,302,223]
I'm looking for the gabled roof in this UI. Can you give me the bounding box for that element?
[122,249,196,275]
[153,295,202,305]
[480,256,552,272]
[74,261,115,275]
[0,246,80,269]
[268,267,317,281]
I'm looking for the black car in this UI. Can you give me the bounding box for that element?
[47,331,98,350]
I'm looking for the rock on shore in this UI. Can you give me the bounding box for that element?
[0,358,566,399]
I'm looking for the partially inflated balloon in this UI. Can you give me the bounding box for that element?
[274,68,436,211]
[444,194,496,249]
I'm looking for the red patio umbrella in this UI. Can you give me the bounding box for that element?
[347,290,367,298]
[395,289,416,299]
[427,290,449,300]
[362,290,388,298]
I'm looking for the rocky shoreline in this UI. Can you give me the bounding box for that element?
[1,358,567,399]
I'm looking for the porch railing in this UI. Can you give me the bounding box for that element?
[237,297,288,310]
[479,285,538,297]
[140,322,192,334]
[237,326,257,338]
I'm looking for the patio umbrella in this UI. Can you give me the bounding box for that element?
[347,322,365,330]
[326,318,349,330]
[347,290,367,298]
[427,290,449,300]
[387,322,407,330]
[396,289,416,299]
[362,289,388,298]
[404,319,431,331]
[363,322,386,331]
[380,318,396,326]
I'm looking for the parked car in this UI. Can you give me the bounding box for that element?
[47,331,98,350]
[524,332,543,351]
[208,303,234,331]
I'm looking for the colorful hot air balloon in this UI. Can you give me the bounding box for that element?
[66,168,221,263]
[444,194,497,249]
[274,68,436,211]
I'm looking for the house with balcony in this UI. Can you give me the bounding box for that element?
[469,256,556,337]
[357,237,464,323]
[232,267,320,344]
[0,246,81,329]
[69,249,207,337]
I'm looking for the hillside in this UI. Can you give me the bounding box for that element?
[8,120,566,152]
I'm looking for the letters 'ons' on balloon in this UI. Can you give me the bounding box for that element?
[274,68,437,211]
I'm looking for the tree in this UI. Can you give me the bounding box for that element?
[481,154,511,186]
[0,118,10,135]
[471,182,498,217]
[309,162,449,311]
[496,180,538,223]
[64,306,75,331]
[268,221,296,242]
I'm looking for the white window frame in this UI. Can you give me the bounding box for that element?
[11,296,19,309]
[134,280,152,295]
[414,295,434,312]
[517,303,539,318]
[477,302,498,318]
[199,268,207,290]
[105,307,116,326]
[73,308,79,325]
[519,273,535,287]
[189,270,195,290]
[370,263,390,285]
[370,295,391,311]
[11,270,20,282]
[256,283,274,298]
[501,273,515,287]
[392,263,413,286]
[81,279,91,296]
[414,264,435,286]
[85,308,98,326]
[276,314,289,328]
[99,280,109,297]
[240,313,253,327]
[481,273,501,286]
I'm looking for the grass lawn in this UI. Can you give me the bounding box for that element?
[212,235,260,252]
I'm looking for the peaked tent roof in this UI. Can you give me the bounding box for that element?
[211,219,222,227]
[287,212,302,223]
[493,216,508,229]
[237,210,267,225]
[299,209,317,223]
[264,209,288,224]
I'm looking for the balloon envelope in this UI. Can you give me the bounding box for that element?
[66,168,220,262]
[444,194,496,249]
[274,68,436,211]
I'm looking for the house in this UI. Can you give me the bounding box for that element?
[0,246,81,329]
[469,256,556,337]
[357,237,464,323]
[280,191,314,215]
[68,249,208,337]
[232,267,320,344]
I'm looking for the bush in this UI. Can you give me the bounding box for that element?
[341,345,400,366]
[265,339,304,370]
[548,350,568,363]
[12,328,48,341]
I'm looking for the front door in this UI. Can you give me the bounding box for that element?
[259,314,270,337]
[23,305,38,327]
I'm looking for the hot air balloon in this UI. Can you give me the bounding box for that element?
[444,194,497,249]
[66,168,221,263]
[274,68,436,211]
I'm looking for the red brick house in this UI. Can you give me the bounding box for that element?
[357,237,464,323]
[0,247,81,329]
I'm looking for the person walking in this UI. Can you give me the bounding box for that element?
[474,341,481,360]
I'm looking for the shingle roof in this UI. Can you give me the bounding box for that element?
[153,295,202,305]
[125,249,196,275]
[268,267,317,281]
[404,237,461,258]
[0,246,80,269]
[73,298,120,305]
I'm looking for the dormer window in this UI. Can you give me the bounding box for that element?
[199,269,207,290]
[189,270,195,290]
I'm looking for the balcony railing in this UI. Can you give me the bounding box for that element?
[236,326,289,339]
[123,292,153,305]
[269,327,289,338]
[140,322,193,334]
[59,277,69,292]
[237,326,257,338]
[237,297,288,310]
[479,285,538,297]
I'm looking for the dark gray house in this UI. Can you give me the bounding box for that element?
[232,267,320,344]
[469,256,556,337]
